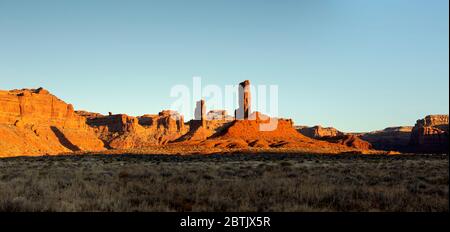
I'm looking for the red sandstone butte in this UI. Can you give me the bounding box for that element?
[296,125,345,138]
[409,115,449,153]
[296,125,373,150]
[0,88,105,157]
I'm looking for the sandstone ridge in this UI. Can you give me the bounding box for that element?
[296,125,372,150]
[3,84,443,157]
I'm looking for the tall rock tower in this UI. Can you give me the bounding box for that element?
[235,80,251,120]
[195,99,207,127]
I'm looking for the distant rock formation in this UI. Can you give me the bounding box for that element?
[409,115,449,153]
[360,126,413,152]
[82,110,188,149]
[75,110,105,119]
[320,135,372,150]
[296,125,344,138]
[0,88,105,157]
[296,125,372,150]
[207,110,232,120]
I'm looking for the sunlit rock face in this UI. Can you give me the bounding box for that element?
[296,125,344,139]
[0,88,105,157]
[296,126,372,150]
[81,110,188,149]
[1,80,405,157]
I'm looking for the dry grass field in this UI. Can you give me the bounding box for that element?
[0,153,448,212]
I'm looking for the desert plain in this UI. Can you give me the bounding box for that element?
[0,153,448,212]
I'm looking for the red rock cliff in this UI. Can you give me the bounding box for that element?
[80,110,188,149]
[410,115,449,153]
[0,88,105,157]
[297,125,344,138]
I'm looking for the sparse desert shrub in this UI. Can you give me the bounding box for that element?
[0,154,447,212]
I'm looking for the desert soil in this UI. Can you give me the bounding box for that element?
[0,153,448,212]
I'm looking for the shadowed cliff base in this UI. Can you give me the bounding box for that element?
[50,127,80,152]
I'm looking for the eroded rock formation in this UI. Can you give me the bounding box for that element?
[235,80,251,120]
[0,88,105,157]
[0,82,399,157]
[297,125,344,138]
[320,135,372,150]
[82,110,188,149]
[207,110,230,120]
[409,115,449,153]
[194,99,206,128]
[360,127,413,152]
[296,125,373,150]
[199,111,357,152]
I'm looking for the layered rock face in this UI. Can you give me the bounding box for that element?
[297,125,344,138]
[0,88,105,157]
[409,115,449,153]
[207,110,231,120]
[141,110,186,133]
[0,83,391,157]
[200,111,356,152]
[296,125,372,150]
[82,110,188,149]
[360,127,413,152]
[0,88,84,127]
[320,135,372,150]
[180,101,237,142]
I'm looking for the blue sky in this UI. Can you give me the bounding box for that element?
[0,0,448,132]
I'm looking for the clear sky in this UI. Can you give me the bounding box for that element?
[0,0,448,132]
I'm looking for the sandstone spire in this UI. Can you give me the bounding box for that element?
[195,99,206,127]
[235,80,251,120]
